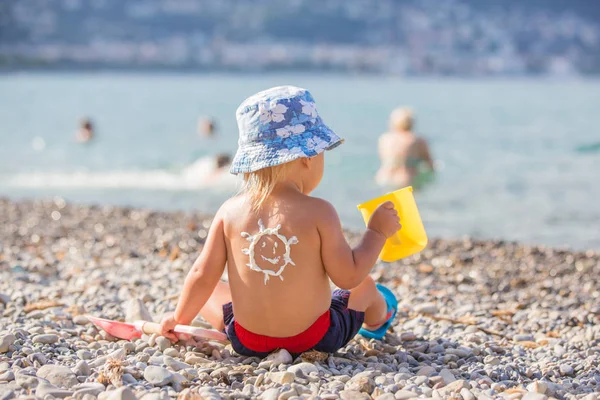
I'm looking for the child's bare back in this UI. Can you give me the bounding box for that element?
[223,187,332,336]
[160,86,401,357]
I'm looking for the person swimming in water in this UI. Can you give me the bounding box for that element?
[76,117,95,143]
[376,108,434,188]
[198,117,216,138]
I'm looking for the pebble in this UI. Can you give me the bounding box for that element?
[125,298,153,322]
[288,362,319,377]
[0,371,15,382]
[394,390,418,399]
[163,356,189,371]
[155,336,171,352]
[0,334,16,353]
[163,348,179,358]
[105,386,136,400]
[35,381,73,399]
[36,365,79,388]
[414,303,438,315]
[73,315,90,325]
[259,348,293,368]
[559,364,574,376]
[260,388,280,400]
[417,366,436,376]
[143,366,174,386]
[73,382,106,397]
[32,334,59,345]
[73,360,91,376]
[439,368,456,384]
[268,371,295,384]
[522,393,548,400]
[400,332,417,341]
[345,376,375,394]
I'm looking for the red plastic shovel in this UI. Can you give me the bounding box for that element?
[87,315,228,342]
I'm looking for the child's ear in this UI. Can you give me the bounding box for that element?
[301,157,312,168]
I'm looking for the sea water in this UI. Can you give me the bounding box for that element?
[1,73,599,249]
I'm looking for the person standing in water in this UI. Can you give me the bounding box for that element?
[76,117,95,143]
[376,108,434,188]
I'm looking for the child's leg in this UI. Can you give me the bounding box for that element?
[347,275,388,328]
[198,280,232,332]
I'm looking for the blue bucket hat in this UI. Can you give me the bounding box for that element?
[230,86,344,174]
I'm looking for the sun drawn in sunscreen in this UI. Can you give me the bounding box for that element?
[241,220,298,285]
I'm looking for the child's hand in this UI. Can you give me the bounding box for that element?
[159,313,181,343]
[367,201,401,238]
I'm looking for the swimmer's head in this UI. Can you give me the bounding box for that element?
[215,153,231,169]
[389,108,414,132]
[80,117,93,130]
[198,118,216,137]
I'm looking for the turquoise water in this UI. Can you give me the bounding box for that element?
[1,73,599,250]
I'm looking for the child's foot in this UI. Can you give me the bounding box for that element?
[358,284,398,340]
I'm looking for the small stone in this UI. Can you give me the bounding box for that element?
[0,293,10,304]
[287,362,319,377]
[522,393,548,400]
[37,365,79,388]
[77,350,93,360]
[553,344,566,357]
[400,332,417,341]
[414,303,437,315]
[437,380,470,396]
[125,298,153,323]
[0,334,16,353]
[439,369,456,384]
[16,372,39,389]
[73,360,91,377]
[155,336,171,352]
[394,390,418,400]
[559,364,574,376]
[0,371,15,382]
[32,334,59,345]
[527,381,547,394]
[340,390,371,400]
[346,376,375,394]
[513,334,535,342]
[184,354,209,365]
[106,386,136,400]
[259,348,293,368]
[0,390,15,400]
[73,382,106,398]
[417,366,436,376]
[460,388,475,400]
[73,315,90,325]
[268,371,295,384]
[483,355,500,365]
[278,388,297,400]
[36,381,73,399]
[163,348,179,358]
[375,394,395,400]
[163,356,189,371]
[122,373,137,384]
[259,387,280,400]
[143,366,173,386]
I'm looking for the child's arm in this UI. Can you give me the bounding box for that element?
[166,207,227,333]
[317,199,400,289]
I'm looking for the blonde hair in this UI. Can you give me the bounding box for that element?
[389,107,414,132]
[242,162,293,213]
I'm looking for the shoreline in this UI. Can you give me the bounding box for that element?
[1,197,599,399]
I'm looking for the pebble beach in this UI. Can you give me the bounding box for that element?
[1,198,599,400]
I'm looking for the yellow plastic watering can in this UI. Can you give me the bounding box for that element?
[357,186,428,262]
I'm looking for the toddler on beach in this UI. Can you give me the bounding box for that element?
[160,86,401,357]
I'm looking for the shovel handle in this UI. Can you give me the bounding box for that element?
[135,321,228,342]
